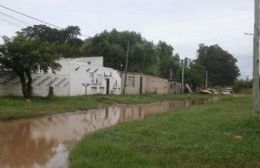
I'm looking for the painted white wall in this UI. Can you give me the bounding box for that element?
[67,64,121,96]
[56,57,121,96]
[0,73,70,97]
[0,57,121,97]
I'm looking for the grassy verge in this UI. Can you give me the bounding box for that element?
[70,96,260,168]
[0,94,209,121]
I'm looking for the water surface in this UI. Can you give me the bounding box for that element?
[0,98,213,168]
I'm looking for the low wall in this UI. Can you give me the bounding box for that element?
[0,72,70,97]
[145,75,168,94]
[168,81,182,94]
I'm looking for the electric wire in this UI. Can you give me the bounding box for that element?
[0,10,29,25]
[0,4,91,38]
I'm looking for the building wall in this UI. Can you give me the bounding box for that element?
[0,72,70,97]
[120,73,146,95]
[145,75,168,94]
[168,81,182,94]
[63,62,121,96]
[121,72,168,95]
[0,57,121,97]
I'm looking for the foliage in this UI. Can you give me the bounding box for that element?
[181,44,241,89]
[179,59,206,89]
[82,29,181,77]
[195,44,240,86]
[70,96,260,168]
[156,41,181,78]
[233,78,252,93]
[0,25,87,99]
[0,25,242,94]
[0,35,60,99]
[18,24,84,57]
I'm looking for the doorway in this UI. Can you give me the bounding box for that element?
[139,76,143,95]
[106,79,110,95]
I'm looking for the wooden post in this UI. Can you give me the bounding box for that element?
[181,60,185,94]
[205,70,208,89]
[123,41,130,95]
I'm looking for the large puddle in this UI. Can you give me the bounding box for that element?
[0,98,214,168]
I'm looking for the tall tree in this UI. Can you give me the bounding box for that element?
[0,35,60,99]
[18,25,83,57]
[195,44,240,86]
[82,29,180,77]
[156,41,181,79]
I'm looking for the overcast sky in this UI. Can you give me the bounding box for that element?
[0,0,254,78]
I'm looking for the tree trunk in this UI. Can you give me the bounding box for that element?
[19,74,28,98]
[18,71,33,99]
[25,71,33,99]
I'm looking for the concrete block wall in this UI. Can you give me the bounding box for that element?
[120,73,146,95]
[120,72,169,95]
[168,81,182,94]
[145,75,168,94]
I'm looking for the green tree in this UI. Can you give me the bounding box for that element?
[181,60,205,90]
[233,78,252,93]
[195,44,240,86]
[82,29,180,77]
[18,25,83,57]
[156,41,181,79]
[0,35,60,99]
[82,29,153,72]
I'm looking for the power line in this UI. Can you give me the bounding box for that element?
[0,10,29,25]
[0,4,62,29]
[0,15,23,28]
[0,4,91,38]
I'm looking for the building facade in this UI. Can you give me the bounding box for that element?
[0,57,121,97]
[168,81,182,94]
[120,72,169,95]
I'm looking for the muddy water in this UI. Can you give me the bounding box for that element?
[0,98,213,168]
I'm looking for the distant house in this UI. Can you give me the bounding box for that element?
[120,72,169,95]
[0,57,121,97]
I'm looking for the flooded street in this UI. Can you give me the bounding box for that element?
[0,98,212,168]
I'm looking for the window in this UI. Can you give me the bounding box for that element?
[91,87,97,93]
[89,72,94,78]
[99,87,105,92]
[127,76,135,87]
[170,84,173,89]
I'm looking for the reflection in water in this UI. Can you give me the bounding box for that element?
[0,98,211,168]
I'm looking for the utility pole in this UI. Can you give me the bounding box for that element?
[123,40,130,95]
[205,70,208,89]
[253,0,260,119]
[181,60,185,94]
[169,69,173,81]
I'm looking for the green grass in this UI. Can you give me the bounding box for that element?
[0,94,209,121]
[70,96,260,168]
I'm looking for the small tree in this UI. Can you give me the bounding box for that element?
[0,35,60,99]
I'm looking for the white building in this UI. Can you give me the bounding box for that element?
[0,57,121,97]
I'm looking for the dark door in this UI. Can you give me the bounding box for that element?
[140,76,143,95]
[106,79,110,95]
